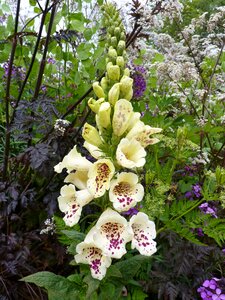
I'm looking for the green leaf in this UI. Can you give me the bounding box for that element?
[2,3,11,13]
[84,274,100,299]
[77,43,92,60]
[61,229,85,241]
[21,271,81,300]
[115,255,150,279]
[29,0,36,6]
[71,19,85,32]
[105,265,122,278]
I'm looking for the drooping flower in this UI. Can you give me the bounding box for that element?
[65,171,89,190]
[126,121,162,148]
[116,138,146,169]
[112,99,133,136]
[82,123,104,147]
[93,208,133,259]
[58,184,92,227]
[87,159,115,198]
[109,172,144,212]
[54,146,92,173]
[129,212,157,256]
[75,227,112,280]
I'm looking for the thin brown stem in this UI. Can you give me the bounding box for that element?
[2,0,21,181]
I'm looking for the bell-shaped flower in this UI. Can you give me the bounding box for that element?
[116,138,146,169]
[83,141,103,160]
[93,208,133,259]
[109,172,144,212]
[129,212,157,256]
[58,184,92,227]
[75,227,112,280]
[87,159,115,198]
[65,170,88,190]
[119,76,133,101]
[96,102,111,129]
[126,121,162,148]
[82,123,103,147]
[112,99,133,136]
[54,146,92,173]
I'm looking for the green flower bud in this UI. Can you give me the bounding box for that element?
[116,56,125,68]
[97,102,111,128]
[114,27,121,39]
[120,75,133,93]
[117,40,125,53]
[107,65,120,81]
[123,68,130,77]
[82,123,103,147]
[120,32,126,41]
[122,88,133,101]
[109,26,115,35]
[93,81,105,98]
[88,98,105,114]
[110,36,118,48]
[100,77,108,91]
[108,47,117,59]
[108,83,120,106]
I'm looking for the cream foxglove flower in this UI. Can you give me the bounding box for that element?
[65,171,88,190]
[112,99,133,136]
[126,121,162,148]
[87,159,115,198]
[83,141,103,160]
[93,82,105,98]
[82,123,103,147]
[88,97,105,114]
[93,208,133,259]
[58,184,92,227]
[75,227,112,280]
[126,112,141,132]
[129,212,157,256]
[116,138,146,169]
[108,83,120,106]
[54,146,92,173]
[109,172,144,212]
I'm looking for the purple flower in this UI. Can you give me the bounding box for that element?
[199,202,217,218]
[130,63,147,99]
[192,183,201,198]
[122,207,139,217]
[212,288,225,300]
[47,57,56,64]
[185,191,193,199]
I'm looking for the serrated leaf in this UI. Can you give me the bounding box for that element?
[114,255,150,279]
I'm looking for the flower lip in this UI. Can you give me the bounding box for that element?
[87,159,115,198]
[109,172,144,212]
[93,208,133,259]
[129,212,157,256]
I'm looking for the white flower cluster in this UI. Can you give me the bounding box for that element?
[40,218,55,235]
[54,119,71,136]
[190,150,210,165]
[54,3,162,280]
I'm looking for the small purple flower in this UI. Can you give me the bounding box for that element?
[192,183,202,198]
[212,288,225,300]
[122,207,139,217]
[185,191,193,200]
[47,57,56,64]
[199,202,217,218]
[198,278,225,300]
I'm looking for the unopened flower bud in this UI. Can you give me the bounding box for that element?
[123,68,130,77]
[120,76,133,94]
[111,36,117,48]
[120,32,126,41]
[88,97,105,113]
[122,88,133,101]
[100,77,108,91]
[97,102,111,128]
[117,40,126,55]
[112,99,133,136]
[108,83,120,105]
[108,47,117,59]
[114,27,121,39]
[93,82,105,98]
[107,65,120,81]
[82,123,103,147]
[116,56,125,68]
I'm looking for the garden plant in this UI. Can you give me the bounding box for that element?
[0,0,225,299]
